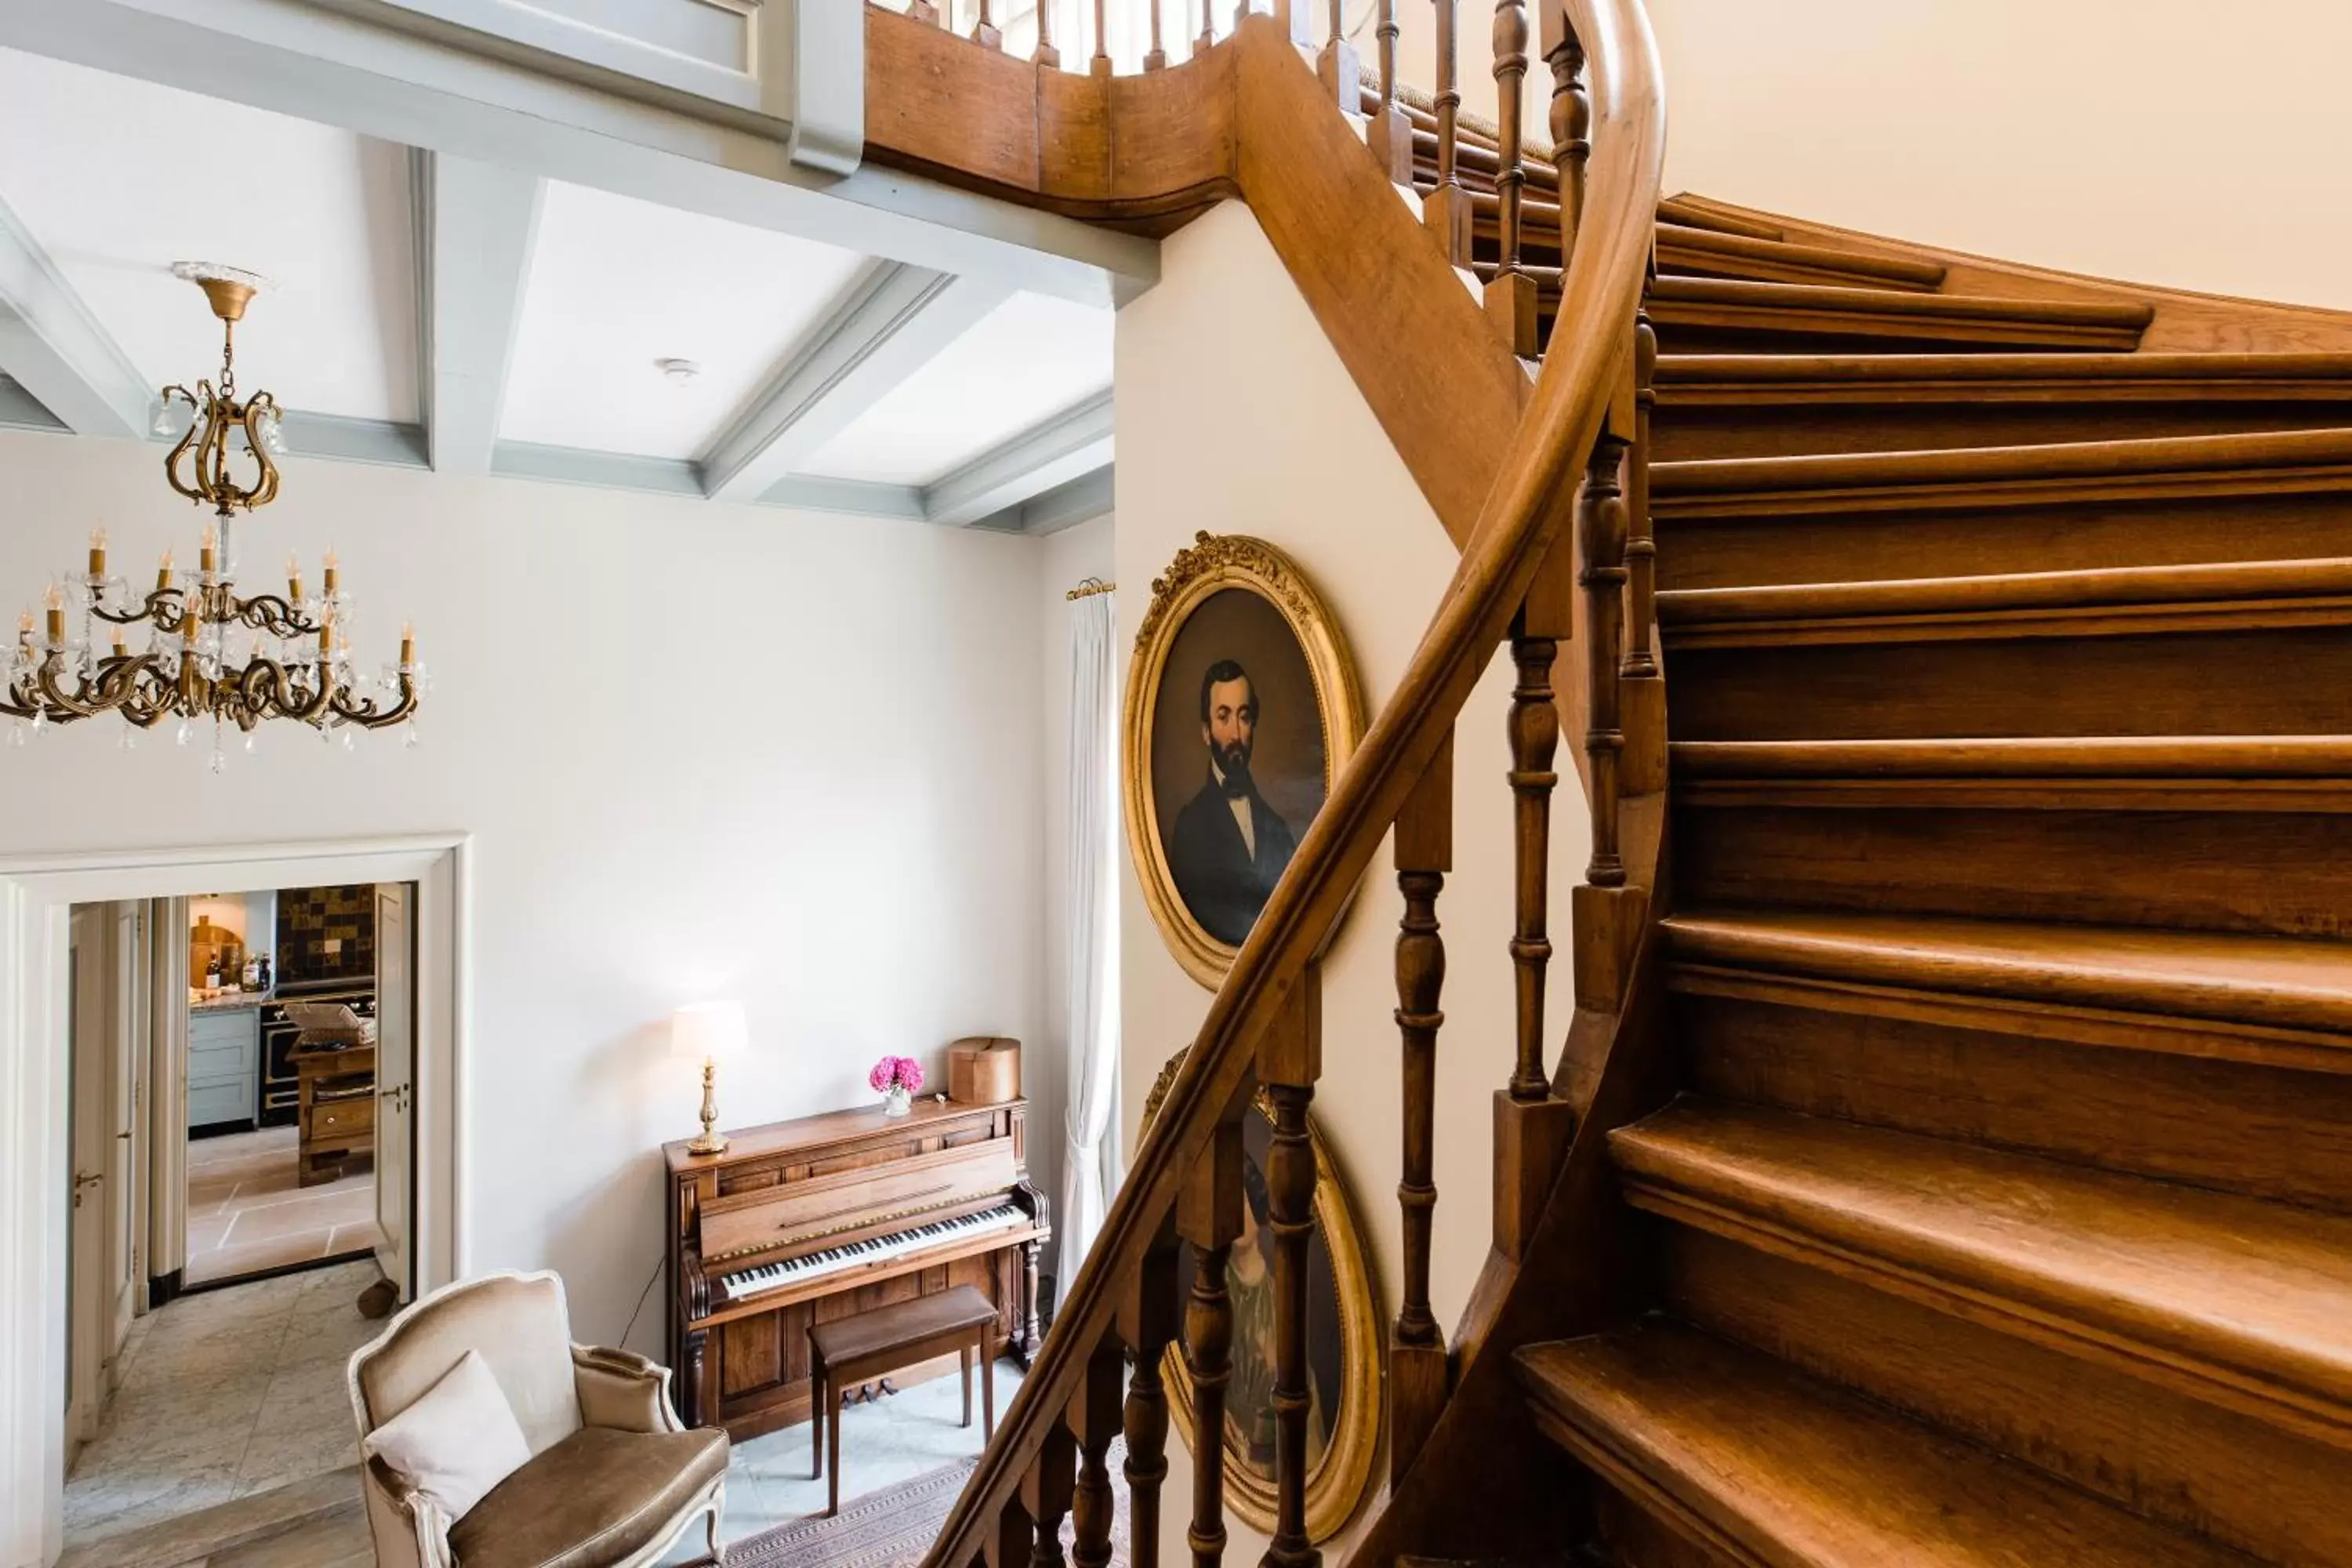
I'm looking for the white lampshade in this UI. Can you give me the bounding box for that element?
[670,1000,748,1061]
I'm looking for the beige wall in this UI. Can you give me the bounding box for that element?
[1114,198,1588,1556]
[0,430,1056,1356]
[1383,0,2352,311]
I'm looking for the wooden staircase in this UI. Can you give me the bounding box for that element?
[1408,76,2352,1568]
[866,5,2352,1566]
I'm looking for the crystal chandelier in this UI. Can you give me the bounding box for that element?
[5,263,422,766]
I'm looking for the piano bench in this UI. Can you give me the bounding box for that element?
[808,1284,1001,1517]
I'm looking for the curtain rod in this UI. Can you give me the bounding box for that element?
[1065,578,1116,601]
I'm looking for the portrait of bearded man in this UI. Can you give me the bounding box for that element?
[1167,658,1299,946]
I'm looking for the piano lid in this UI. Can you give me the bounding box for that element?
[697,1140,1018,1265]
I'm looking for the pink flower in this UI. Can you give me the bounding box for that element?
[868,1058,892,1093]
[898,1058,924,1093]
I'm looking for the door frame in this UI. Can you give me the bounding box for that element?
[0,833,472,1568]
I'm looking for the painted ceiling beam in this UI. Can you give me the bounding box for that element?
[0,194,151,440]
[923,390,1115,528]
[702,265,1011,505]
[972,463,1114,535]
[0,0,1155,309]
[413,151,544,475]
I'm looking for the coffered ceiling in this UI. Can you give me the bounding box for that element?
[0,43,1116,534]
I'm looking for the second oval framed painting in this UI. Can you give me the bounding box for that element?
[1123,532,1365,988]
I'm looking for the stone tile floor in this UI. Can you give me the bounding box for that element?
[185,1127,378,1288]
[64,1259,382,1550]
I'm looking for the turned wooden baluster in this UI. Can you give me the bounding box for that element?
[912,0,941,31]
[1543,2,1591,269]
[1068,1335,1126,1568]
[1390,727,1451,1482]
[973,0,1004,49]
[1118,1225,1181,1568]
[1023,1419,1078,1568]
[1486,0,1537,355]
[1581,432,1629,892]
[985,1497,1036,1568]
[1202,0,1221,55]
[1179,1114,1243,1568]
[1092,0,1112,74]
[1317,0,1358,108]
[1368,0,1414,183]
[1145,0,1167,68]
[1038,0,1060,67]
[1619,304,1666,795]
[1505,601,1560,1102]
[1259,968,1323,1568]
[1425,0,1472,264]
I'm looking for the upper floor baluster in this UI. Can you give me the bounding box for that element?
[1486,0,1538,356]
[1425,0,1474,264]
[1368,1,1414,184]
[1543,2,1592,269]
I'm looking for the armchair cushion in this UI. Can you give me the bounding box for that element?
[446,1425,728,1568]
[572,1345,673,1434]
[363,1349,533,1525]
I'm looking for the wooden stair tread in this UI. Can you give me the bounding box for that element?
[1653,424,2352,513]
[1513,1324,2250,1568]
[1657,554,2352,644]
[1657,194,1783,241]
[1655,350,2352,401]
[1652,224,1946,288]
[1662,906,2352,1040]
[1648,276,2152,326]
[1673,735,2352,779]
[1610,1098,2352,1445]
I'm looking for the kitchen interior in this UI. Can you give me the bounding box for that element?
[184,883,382,1290]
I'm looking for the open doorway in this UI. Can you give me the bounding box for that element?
[58,880,421,1553]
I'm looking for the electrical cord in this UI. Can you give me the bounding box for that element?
[618,1250,665,1352]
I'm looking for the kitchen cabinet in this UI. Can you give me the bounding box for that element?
[188,1006,260,1132]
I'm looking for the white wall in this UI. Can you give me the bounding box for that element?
[1114,199,1588,1558]
[1386,0,2352,312]
[1036,514,1116,1286]
[0,429,1054,1356]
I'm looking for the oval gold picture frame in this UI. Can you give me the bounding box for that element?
[1123,532,1365,989]
[1141,1048,1384,1544]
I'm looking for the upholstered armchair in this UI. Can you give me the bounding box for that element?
[347,1270,728,1568]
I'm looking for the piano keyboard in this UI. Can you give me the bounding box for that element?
[720,1203,1028,1305]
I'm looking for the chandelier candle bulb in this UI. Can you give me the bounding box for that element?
[88,528,106,577]
[156,549,173,590]
[322,552,338,596]
[400,624,414,664]
[286,554,302,602]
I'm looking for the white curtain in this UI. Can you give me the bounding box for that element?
[1060,587,1123,1279]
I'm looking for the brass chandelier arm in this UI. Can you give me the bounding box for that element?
[91,585,191,626]
[328,672,419,731]
[228,590,316,638]
[159,383,209,508]
[238,393,283,510]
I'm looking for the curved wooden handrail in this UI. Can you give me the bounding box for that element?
[916,5,1666,1565]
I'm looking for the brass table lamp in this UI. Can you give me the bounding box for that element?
[670,1000,748,1156]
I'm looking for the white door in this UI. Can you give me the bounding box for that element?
[147,898,191,1296]
[373,884,414,1301]
[65,907,108,1450]
[105,903,140,1372]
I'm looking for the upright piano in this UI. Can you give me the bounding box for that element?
[666,1097,1048,1439]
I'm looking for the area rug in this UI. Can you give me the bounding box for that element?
[727,1443,1131,1568]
